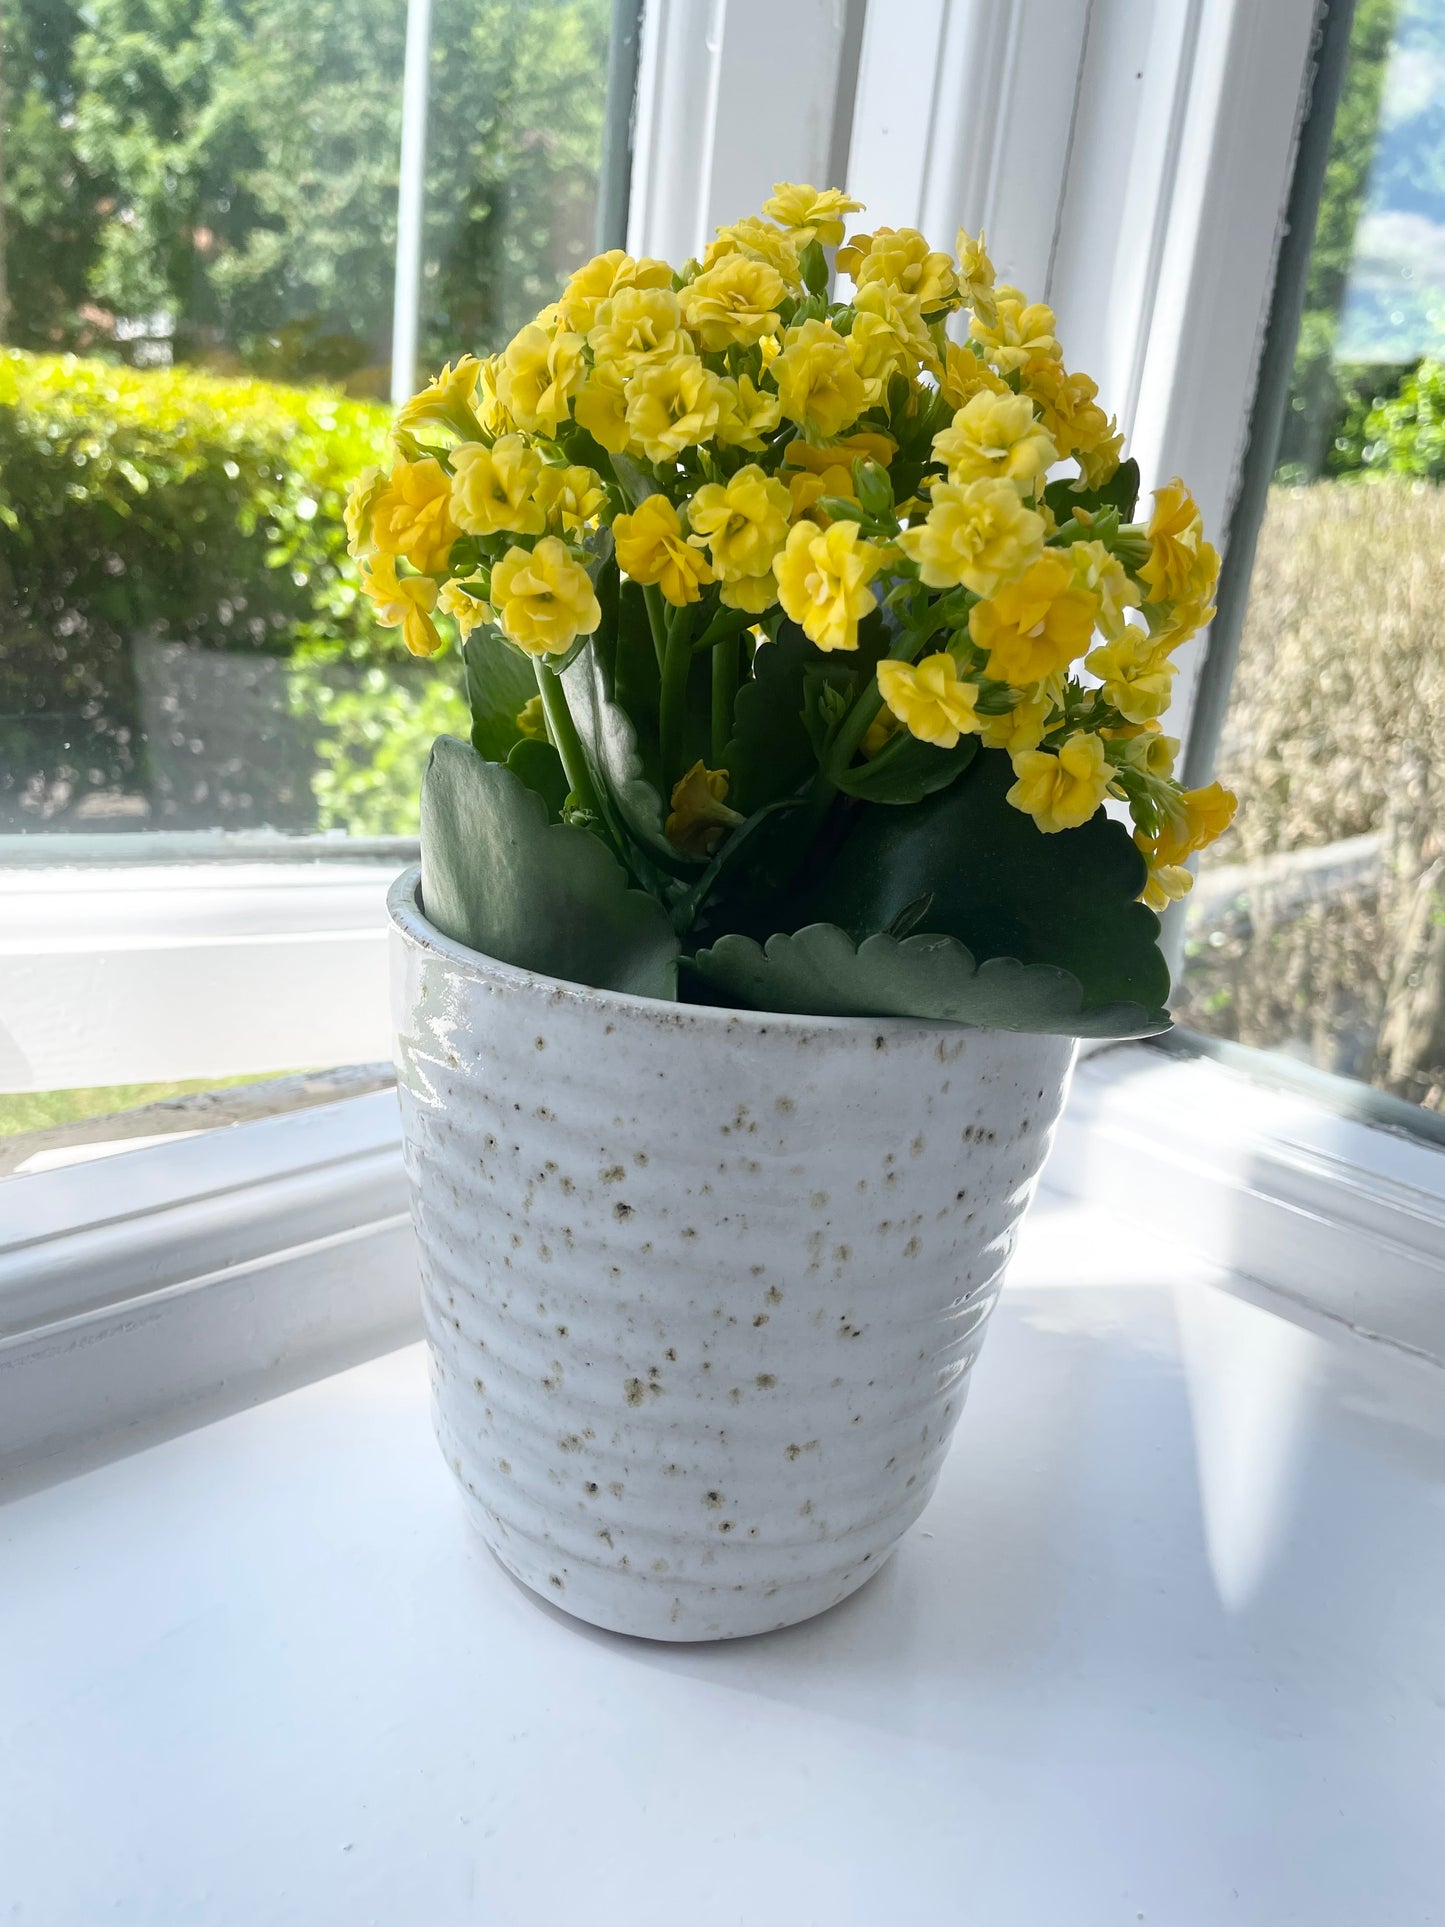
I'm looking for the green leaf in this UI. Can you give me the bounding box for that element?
[588,550,621,689]
[505,736,569,821]
[689,925,1170,1037]
[795,747,1170,1017]
[834,731,978,804]
[614,580,661,742]
[798,237,829,296]
[561,641,687,867]
[802,665,854,756]
[420,737,679,999]
[886,379,956,502]
[1044,456,1140,523]
[721,619,819,814]
[610,451,658,507]
[463,625,537,762]
[668,795,807,935]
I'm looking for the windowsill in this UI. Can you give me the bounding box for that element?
[1,857,400,1088]
[2,1189,1440,1922]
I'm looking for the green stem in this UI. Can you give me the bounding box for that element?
[642,584,668,670]
[824,618,942,780]
[533,658,605,823]
[658,603,696,792]
[689,603,748,653]
[711,630,739,767]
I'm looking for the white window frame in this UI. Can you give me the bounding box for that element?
[3,0,1442,1490]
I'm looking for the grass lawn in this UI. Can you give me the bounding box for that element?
[0,1073,283,1138]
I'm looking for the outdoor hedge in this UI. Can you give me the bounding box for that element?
[0,350,399,829]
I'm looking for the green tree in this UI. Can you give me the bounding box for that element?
[2,0,609,384]
[418,0,608,361]
[0,0,106,347]
[1279,0,1400,475]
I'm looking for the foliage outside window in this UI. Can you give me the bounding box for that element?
[0,0,613,834]
[1180,0,1445,1117]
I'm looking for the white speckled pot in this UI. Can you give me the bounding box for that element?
[389,868,1075,1641]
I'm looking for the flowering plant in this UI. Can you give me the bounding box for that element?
[348,185,1235,1034]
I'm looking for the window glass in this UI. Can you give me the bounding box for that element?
[1180,0,1445,1119]
[0,0,622,1165]
[0,0,616,838]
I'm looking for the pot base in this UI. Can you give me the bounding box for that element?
[458,1483,912,1642]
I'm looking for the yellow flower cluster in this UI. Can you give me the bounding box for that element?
[346,181,1234,892]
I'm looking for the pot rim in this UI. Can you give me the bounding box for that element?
[388,864,1061,1047]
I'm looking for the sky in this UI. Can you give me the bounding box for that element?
[1338,0,1445,362]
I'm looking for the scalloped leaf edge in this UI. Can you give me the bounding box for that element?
[689,923,1172,1039]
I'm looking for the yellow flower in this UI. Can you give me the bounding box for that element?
[587,286,687,378]
[1114,726,1179,781]
[939,341,1009,410]
[344,465,386,557]
[394,356,481,439]
[714,373,783,450]
[1140,479,1220,611]
[719,571,778,614]
[438,577,493,639]
[490,537,602,656]
[847,283,934,400]
[773,519,884,653]
[979,682,1057,754]
[665,762,745,856]
[686,465,792,581]
[535,463,607,533]
[770,319,867,438]
[371,457,460,575]
[786,467,850,525]
[833,231,870,279]
[1133,781,1236,908]
[1006,732,1112,833]
[474,355,514,438]
[932,390,1057,487]
[783,429,897,478]
[1070,539,1141,639]
[558,249,673,334]
[450,435,545,537]
[1135,849,1195,913]
[1087,631,1176,724]
[574,364,630,453]
[680,255,787,349]
[1019,357,1095,450]
[1147,591,1215,653]
[896,479,1045,597]
[624,353,731,461]
[876,653,982,749]
[955,228,998,328]
[515,694,548,741]
[361,553,443,658]
[860,708,900,758]
[761,182,865,248]
[971,286,1060,374]
[780,433,895,528]
[495,321,585,434]
[968,552,1098,684]
[838,227,957,310]
[1077,421,1126,491]
[1151,781,1237,866]
[614,493,714,606]
[703,217,803,288]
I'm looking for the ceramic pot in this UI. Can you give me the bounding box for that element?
[389,868,1075,1641]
